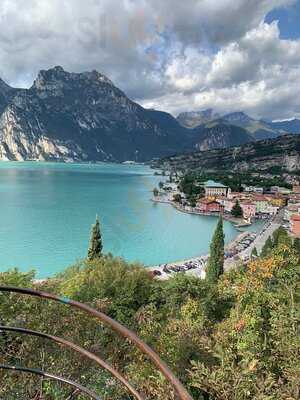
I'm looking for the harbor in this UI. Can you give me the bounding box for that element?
[149,228,260,280]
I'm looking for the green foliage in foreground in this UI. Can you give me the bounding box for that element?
[0,235,299,399]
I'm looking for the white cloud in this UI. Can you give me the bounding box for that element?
[145,20,300,119]
[0,0,299,119]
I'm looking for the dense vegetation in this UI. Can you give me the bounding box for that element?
[177,171,291,195]
[0,227,299,399]
[153,134,300,178]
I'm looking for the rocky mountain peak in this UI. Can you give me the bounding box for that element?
[0,78,13,93]
[0,78,18,114]
[223,111,253,123]
[0,66,191,162]
[177,108,220,128]
[32,66,113,92]
[81,70,113,85]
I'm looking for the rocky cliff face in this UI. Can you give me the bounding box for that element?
[0,66,192,162]
[3,67,289,163]
[193,123,252,151]
[154,134,300,173]
[177,109,220,128]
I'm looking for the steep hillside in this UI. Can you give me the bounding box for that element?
[154,134,300,172]
[192,123,253,151]
[221,112,279,140]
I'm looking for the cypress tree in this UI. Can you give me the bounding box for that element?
[206,217,225,284]
[87,216,103,261]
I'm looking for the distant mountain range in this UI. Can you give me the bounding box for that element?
[177,110,300,141]
[154,134,300,173]
[177,109,220,128]
[0,66,299,162]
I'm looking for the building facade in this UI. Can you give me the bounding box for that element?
[253,195,269,214]
[204,180,231,198]
[196,199,224,213]
[291,214,300,236]
[240,202,256,218]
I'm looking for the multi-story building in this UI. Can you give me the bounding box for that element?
[291,214,300,236]
[196,198,224,213]
[216,198,235,212]
[268,195,286,208]
[204,180,231,198]
[265,205,280,215]
[252,195,269,214]
[216,197,256,219]
[243,186,264,193]
[288,194,300,203]
[271,186,292,195]
[292,184,300,194]
[240,202,256,219]
[284,204,300,222]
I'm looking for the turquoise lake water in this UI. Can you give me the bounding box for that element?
[0,162,248,278]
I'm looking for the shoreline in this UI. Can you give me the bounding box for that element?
[152,197,254,226]
[149,196,273,280]
[148,230,258,280]
[0,159,146,166]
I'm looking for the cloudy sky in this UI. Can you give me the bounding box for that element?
[0,0,300,120]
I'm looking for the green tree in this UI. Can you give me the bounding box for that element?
[261,235,273,257]
[251,246,258,258]
[273,226,291,247]
[87,216,103,261]
[231,200,243,218]
[153,187,159,197]
[189,196,197,208]
[293,237,300,256]
[206,217,225,284]
[173,193,182,203]
[159,181,164,190]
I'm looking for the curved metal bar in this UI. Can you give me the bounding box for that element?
[0,364,101,400]
[0,326,144,400]
[0,286,193,400]
[66,389,80,400]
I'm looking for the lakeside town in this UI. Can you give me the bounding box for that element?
[150,172,300,279]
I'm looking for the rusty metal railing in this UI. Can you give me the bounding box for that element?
[0,325,144,400]
[0,364,101,399]
[0,286,193,400]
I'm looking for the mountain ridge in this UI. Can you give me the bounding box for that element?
[176,109,300,140]
[153,134,300,173]
[0,66,194,162]
[1,67,300,162]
